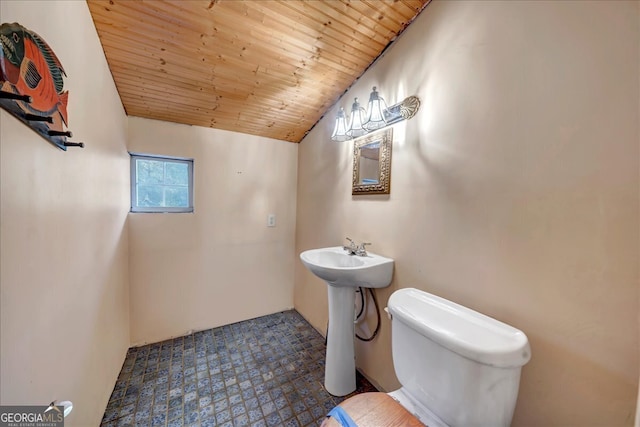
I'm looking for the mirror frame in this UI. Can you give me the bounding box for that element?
[352,128,393,195]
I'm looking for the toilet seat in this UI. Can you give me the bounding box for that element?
[321,392,424,427]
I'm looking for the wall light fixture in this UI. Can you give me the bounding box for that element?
[330,86,420,141]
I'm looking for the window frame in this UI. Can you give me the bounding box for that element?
[130,152,194,213]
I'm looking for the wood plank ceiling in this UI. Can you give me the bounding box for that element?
[87,0,430,143]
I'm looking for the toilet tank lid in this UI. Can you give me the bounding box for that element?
[388,288,531,368]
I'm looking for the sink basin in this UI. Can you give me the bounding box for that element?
[299,246,394,396]
[299,246,394,288]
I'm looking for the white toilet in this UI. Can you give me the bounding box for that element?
[328,288,531,427]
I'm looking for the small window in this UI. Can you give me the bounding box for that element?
[130,153,194,213]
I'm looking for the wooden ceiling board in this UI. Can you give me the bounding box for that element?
[135,1,371,75]
[320,1,403,37]
[250,1,389,51]
[235,3,384,60]
[87,0,430,142]
[94,1,364,110]
[94,12,357,99]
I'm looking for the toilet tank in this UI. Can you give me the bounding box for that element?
[387,288,531,427]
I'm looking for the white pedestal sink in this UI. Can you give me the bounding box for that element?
[299,246,394,396]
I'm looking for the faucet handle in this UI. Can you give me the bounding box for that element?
[343,237,358,254]
[357,242,371,256]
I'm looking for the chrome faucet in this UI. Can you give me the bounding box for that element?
[343,237,358,255]
[343,238,371,256]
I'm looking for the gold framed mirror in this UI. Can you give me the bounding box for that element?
[352,128,392,195]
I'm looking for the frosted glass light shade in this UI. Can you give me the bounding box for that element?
[364,86,388,131]
[346,98,367,138]
[331,107,350,141]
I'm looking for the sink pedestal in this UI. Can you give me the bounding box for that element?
[325,285,356,396]
[298,246,394,397]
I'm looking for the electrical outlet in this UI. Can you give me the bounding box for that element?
[267,214,276,227]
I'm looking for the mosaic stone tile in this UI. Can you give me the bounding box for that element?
[183,400,197,417]
[101,310,377,427]
[240,388,255,400]
[232,414,250,427]
[139,387,154,399]
[291,399,306,415]
[167,417,183,427]
[261,401,276,416]
[215,409,231,424]
[116,413,134,427]
[183,409,198,425]
[221,382,236,394]
[150,413,166,427]
[227,394,241,406]
[213,398,229,413]
[266,412,282,427]
[248,408,262,423]
[212,390,227,402]
[297,411,313,425]
[257,393,272,405]
[279,406,294,422]
[199,404,214,420]
[153,403,168,415]
[167,405,183,421]
[198,396,211,408]
[102,407,119,423]
[111,388,126,401]
[168,396,182,409]
[134,410,149,422]
[231,403,246,417]
[136,397,153,412]
[310,405,325,419]
[153,391,167,404]
[283,416,301,427]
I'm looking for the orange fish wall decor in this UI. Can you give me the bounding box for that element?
[0,22,80,150]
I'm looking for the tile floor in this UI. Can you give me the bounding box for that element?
[101,310,377,427]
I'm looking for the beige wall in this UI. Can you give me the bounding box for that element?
[0,1,130,426]
[127,117,297,345]
[295,1,639,425]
